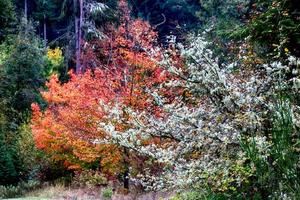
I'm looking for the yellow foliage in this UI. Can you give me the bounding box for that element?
[47,47,63,67]
[284,48,289,54]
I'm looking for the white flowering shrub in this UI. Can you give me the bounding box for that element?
[98,32,300,196]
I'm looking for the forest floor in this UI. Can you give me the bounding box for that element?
[9,184,174,200]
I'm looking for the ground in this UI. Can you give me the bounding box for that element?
[6,185,174,200]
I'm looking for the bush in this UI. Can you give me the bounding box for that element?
[0,180,40,199]
[0,185,23,199]
[72,170,107,188]
[240,98,300,199]
[0,130,17,185]
[247,0,300,57]
[17,124,44,179]
[102,187,113,199]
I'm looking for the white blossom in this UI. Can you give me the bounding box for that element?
[97,32,300,190]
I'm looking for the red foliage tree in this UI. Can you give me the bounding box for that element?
[82,0,167,113]
[31,71,124,173]
[31,0,170,187]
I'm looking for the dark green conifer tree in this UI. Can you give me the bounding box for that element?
[1,19,46,119]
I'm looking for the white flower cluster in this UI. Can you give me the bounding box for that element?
[88,2,109,15]
[98,33,300,190]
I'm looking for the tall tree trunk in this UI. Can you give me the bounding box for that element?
[74,0,80,74]
[24,0,27,20]
[43,15,47,47]
[75,16,80,74]
[79,0,83,72]
[24,0,28,35]
[75,0,83,74]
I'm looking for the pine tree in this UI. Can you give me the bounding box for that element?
[0,19,46,119]
[0,20,46,184]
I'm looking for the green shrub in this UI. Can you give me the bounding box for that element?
[182,191,206,200]
[169,191,223,200]
[0,130,17,185]
[17,124,45,179]
[0,180,40,199]
[102,187,113,199]
[241,98,300,199]
[0,185,22,199]
[248,0,300,57]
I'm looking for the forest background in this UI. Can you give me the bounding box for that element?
[0,0,299,199]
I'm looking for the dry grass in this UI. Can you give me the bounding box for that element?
[25,183,68,199]
[21,184,174,200]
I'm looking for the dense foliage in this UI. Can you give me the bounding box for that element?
[0,0,299,199]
